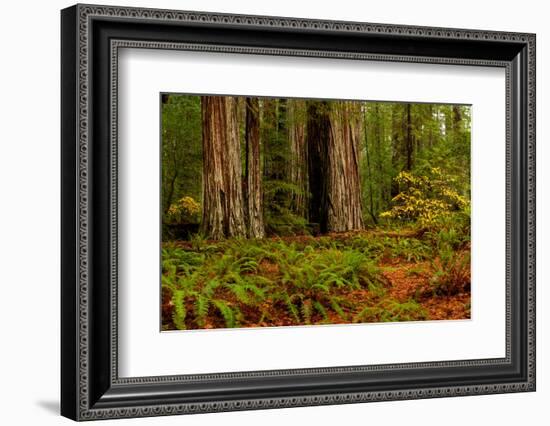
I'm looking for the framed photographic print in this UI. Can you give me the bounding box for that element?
[61,3,536,421]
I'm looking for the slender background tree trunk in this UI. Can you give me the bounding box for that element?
[391,105,401,198]
[288,100,308,217]
[405,103,413,171]
[245,97,265,238]
[363,106,377,225]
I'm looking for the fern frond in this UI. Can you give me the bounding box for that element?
[301,299,312,324]
[236,257,259,273]
[194,295,210,327]
[311,283,330,293]
[313,301,329,322]
[243,283,265,299]
[213,300,237,328]
[203,279,221,297]
[171,289,187,330]
[225,283,251,304]
[283,293,301,322]
[329,297,348,321]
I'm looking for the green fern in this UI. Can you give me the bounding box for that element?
[354,306,382,323]
[237,257,260,273]
[329,297,348,321]
[301,299,313,324]
[194,295,210,327]
[283,293,301,322]
[313,301,329,322]
[171,289,187,329]
[213,300,238,328]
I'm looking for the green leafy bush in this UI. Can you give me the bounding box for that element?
[380,168,469,227]
[166,196,201,224]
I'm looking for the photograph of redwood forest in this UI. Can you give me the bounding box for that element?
[161,94,471,331]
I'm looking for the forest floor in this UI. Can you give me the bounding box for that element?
[161,229,471,331]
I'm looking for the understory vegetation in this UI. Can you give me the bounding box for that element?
[162,211,470,330]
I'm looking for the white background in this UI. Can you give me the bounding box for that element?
[119,50,506,377]
[0,0,547,425]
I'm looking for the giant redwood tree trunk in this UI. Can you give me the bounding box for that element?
[327,102,364,232]
[306,100,364,233]
[201,96,246,240]
[288,99,308,217]
[245,97,265,238]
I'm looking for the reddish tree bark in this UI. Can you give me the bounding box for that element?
[327,101,364,231]
[307,100,364,233]
[200,96,246,239]
[288,99,308,217]
[245,97,265,238]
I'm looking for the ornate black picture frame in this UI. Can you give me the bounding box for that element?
[61,3,536,421]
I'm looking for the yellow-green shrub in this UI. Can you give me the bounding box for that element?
[380,168,469,227]
[166,196,201,224]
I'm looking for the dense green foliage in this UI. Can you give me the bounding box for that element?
[361,103,470,225]
[161,95,202,215]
